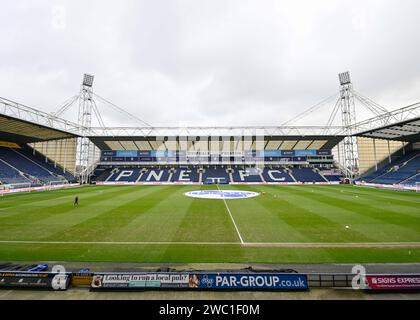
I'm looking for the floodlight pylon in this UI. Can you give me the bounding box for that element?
[76,74,95,183]
[338,71,359,180]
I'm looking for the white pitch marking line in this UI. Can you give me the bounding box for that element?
[0,240,238,245]
[216,184,245,244]
[1,240,420,248]
[242,242,420,248]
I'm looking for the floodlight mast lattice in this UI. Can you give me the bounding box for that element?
[338,71,359,181]
[76,74,95,183]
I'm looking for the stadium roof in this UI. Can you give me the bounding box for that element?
[0,96,82,137]
[356,117,420,142]
[0,114,78,143]
[89,135,344,151]
[88,125,345,137]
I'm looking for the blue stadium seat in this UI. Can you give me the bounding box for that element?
[231,167,263,183]
[362,151,420,185]
[0,159,31,185]
[262,167,294,182]
[202,167,230,184]
[171,167,200,183]
[291,168,325,182]
[92,165,345,185]
[139,168,171,182]
[323,175,342,182]
[0,147,74,186]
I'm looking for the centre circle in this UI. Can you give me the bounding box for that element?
[184,190,260,200]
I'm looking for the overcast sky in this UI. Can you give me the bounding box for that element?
[1,0,420,127]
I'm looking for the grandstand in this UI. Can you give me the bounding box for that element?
[90,136,342,185]
[1,74,420,191]
[0,109,78,190]
[356,117,420,188]
[0,73,419,274]
[0,146,74,185]
[93,165,332,184]
[360,150,420,185]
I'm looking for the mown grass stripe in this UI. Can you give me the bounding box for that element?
[262,185,378,242]
[280,187,419,241]
[42,185,180,242]
[227,184,311,243]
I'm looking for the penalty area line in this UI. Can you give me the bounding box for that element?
[216,184,245,244]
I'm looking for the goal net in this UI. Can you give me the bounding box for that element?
[7,182,32,190]
[0,182,32,195]
[416,182,420,192]
[47,180,68,190]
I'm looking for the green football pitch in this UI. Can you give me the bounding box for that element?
[0,184,419,264]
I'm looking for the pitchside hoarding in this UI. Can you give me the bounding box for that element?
[0,183,80,196]
[91,273,190,289]
[0,272,71,290]
[191,273,308,290]
[90,273,308,291]
[365,275,420,290]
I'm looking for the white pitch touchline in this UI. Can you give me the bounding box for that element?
[243,242,420,248]
[1,240,420,248]
[216,184,244,244]
[0,240,238,245]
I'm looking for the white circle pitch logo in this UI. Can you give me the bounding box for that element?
[184,190,260,200]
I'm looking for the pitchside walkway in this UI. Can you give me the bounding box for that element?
[1,262,420,300]
[2,287,420,300]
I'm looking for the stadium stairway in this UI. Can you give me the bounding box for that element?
[314,168,329,182]
[318,169,342,182]
[400,173,420,186]
[19,146,74,181]
[202,167,230,184]
[285,167,298,182]
[92,167,110,181]
[0,158,32,185]
[12,148,64,183]
[324,175,342,182]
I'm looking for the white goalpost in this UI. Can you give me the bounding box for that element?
[416,182,420,193]
[47,180,68,190]
[0,182,32,196]
[7,182,32,190]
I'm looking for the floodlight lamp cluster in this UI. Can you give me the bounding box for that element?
[83,74,94,87]
[338,71,351,85]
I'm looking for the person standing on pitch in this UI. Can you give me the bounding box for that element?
[74,196,79,206]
